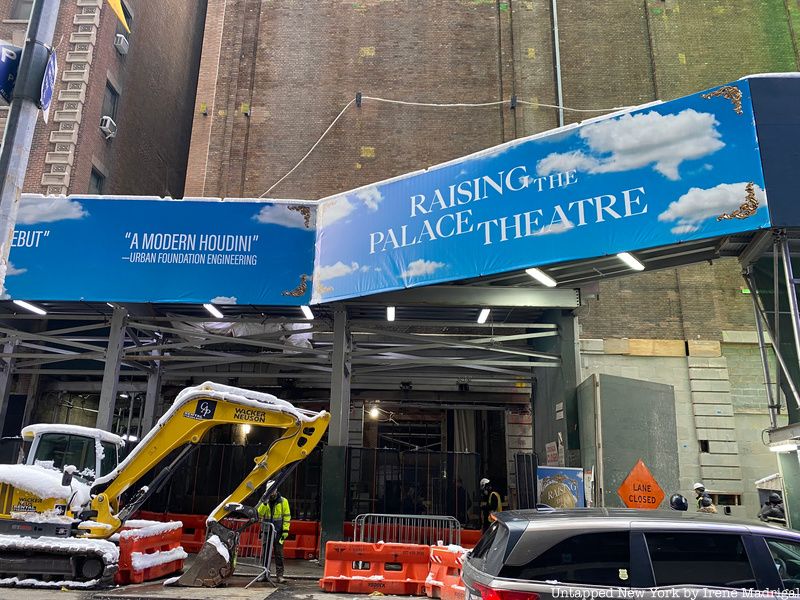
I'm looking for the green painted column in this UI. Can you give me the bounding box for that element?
[319,307,351,561]
[778,450,800,530]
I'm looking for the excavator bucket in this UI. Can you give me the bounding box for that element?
[175,521,239,587]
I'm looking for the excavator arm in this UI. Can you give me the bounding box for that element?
[82,382,329,538]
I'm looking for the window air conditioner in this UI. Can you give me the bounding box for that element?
[114,34,129,55]
[100,115,117,139]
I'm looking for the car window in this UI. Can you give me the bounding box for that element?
[499,531,630,586]
[469,521,511,576]
[645,532,755,589]
[766,538,800,591]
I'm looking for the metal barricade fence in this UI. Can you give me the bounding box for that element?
[221,518,276,588]
[353,513,462,546]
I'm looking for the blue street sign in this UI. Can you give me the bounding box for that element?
[0,43,22,104]
[40,49,56,123]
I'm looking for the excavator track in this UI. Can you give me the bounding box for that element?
[0,534,118,588]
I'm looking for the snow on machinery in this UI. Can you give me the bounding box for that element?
[0,381,330,588]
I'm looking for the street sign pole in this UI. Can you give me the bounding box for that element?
[0,0,61,296]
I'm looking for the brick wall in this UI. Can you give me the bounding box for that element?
[577,258,758,341]
[0,0,205,197]
[186,0,513,200]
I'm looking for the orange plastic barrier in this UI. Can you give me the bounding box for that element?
[461,529,482,549]
[425,546,465,600]
[320,541,430,595]
[284,520,320,559]
[136,511,207,553]
[116,522,186,585]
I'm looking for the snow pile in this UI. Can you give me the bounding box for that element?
[21,423,124,446]
[10,509,72,524]
[446,544,468,556]
[0,576,99,588]
[0,534,119,564]
[426,573,444,587]
[33,460,56,471]
[163,575,181,586]
[130,546,188,571]
[207,535,230,562]
[332,575,385,580]
[119,520,182,541]
[0,464,90,509]
[77,520,113,531]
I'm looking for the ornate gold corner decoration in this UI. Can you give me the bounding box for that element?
[701,85,743,115]
[717,182,759,221]
[282,274,309,297]
[288,205,312,228]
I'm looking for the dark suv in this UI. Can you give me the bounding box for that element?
[462,508,800,600]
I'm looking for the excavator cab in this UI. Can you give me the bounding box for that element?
[22,424,124,482]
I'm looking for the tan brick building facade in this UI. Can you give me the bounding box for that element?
[185,1,799,516]
[0,0,205,197]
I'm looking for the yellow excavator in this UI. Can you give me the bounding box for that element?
[0,381,330,588]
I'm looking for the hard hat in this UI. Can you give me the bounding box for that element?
[692,482,705,491]
[669,494,688,511]
[479,478,490,488]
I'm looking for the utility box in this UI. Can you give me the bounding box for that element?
[577,374,680,508]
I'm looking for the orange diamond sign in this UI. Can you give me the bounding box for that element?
[617,459,665,509]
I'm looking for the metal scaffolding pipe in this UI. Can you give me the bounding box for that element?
[745,269,778,428]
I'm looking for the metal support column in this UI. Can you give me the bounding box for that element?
[96,307,127,431]
[745,269,778,428]
[780,236,800,389]
[21,371,40,427]
[0,0,62,294]
[0,337,19,435]
[320,306,351,561]
[142,356,162,432]
[745,269,800,412]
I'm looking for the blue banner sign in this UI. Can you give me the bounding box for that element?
[537,466,586,508]
[7,196,316,305]
[312,79,771,303]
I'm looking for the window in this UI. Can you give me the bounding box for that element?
[116,1,133,35]
[645,532,754,588]
[499,532,631,586]
[10,0,34,20]
[101,82,118,121]
[699,440,710,453]
[88,168,104,194]
[766,538,800,592]
[99,441,118,478]
[34,433,96,479]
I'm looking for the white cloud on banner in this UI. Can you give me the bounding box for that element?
[402,259,445,278]
[316,261,361,281]
[536,109,724,180]
[7,262,26,276]
[533,221,575,236]
[658,182,767,235]
[211,296,238,305]
[18,197,88,224]
[317,196,354,228]
[355,187,382,211]
[253,204,310,229]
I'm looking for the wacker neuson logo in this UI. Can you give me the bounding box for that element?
[234,407,266,423]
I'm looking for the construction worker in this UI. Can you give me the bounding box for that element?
[758,492,786,523]
[479,478,502,531]
[257,489,291,583]
[693,483,718,514]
